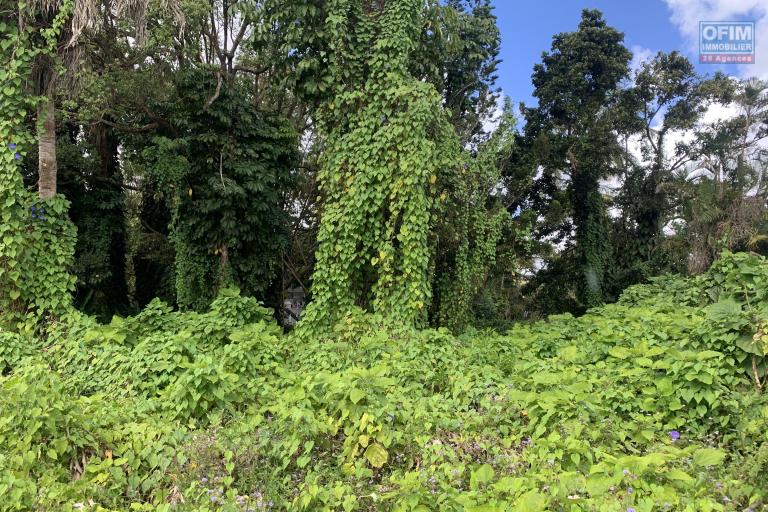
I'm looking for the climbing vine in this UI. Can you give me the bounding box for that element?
[301,0,461,328]
[0,3,77,330]
[129,68,298,311]
[432,108,515,332]
[433,179,508,331]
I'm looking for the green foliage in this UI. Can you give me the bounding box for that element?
[681,78,768,273]
[432,104,516,332]
[0,331,36,375]
[412,0,502,144]
[611,52,734,289]
[304,0,461,327]
[694,252,768,388]
[522,9,632,311]
[15,193,77,320]
[131,68,299,311]
[4,3,768,511]
[52,128,130,319]
[1,253,767,511]
[0,4,77,331]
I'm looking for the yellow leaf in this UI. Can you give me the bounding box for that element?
[187,187,193,197]
[430,174,437,184]
[364,443,388,468]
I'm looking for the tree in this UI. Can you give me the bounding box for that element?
[168,69,298,310]
[412,0,502,145]
[683,78,768,272]
[522,9,631,310]
[612,52,730,285]
[19,0,181,200]
[1,2,77,324]
[431,100,516,331]
[300,0,462,328]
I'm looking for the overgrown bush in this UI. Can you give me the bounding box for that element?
[1,254,768,511]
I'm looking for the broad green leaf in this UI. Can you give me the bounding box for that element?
[349,388,365,404]
[514,490,547,511]
[693,448,725,467]
[364,443,388,468]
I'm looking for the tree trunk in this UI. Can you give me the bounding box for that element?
[38,97,57,200]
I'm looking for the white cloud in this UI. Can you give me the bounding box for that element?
[663,0,768,79]
[629,45,656,74]
[700,101,739,123]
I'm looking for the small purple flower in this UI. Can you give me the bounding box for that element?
[627,508,636,512]
[623,469,630,476]
[669,430,680,441]
[9,143,16,150]
[200,477,208,484]
[14,153,21,160]
[210,495,218,502]
[627,486,634,494]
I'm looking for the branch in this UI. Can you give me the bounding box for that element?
[98,119,159,133]
[204,71,224,110]
[282,253,308,292]
[209,1,226,69]
[753,356,764,392]
[228,17,251,59]
[92,175,142,191]
[232,64,271,76]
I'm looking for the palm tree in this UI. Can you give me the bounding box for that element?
[20,0,182,199]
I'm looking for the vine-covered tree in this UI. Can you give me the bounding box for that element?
[522,9,631,310]
[302,0,462,328]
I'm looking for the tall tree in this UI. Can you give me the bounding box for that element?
[301,0,462,328]
[613,52,731,284]
[523,9,631,309]
[20,0,181,200]
[412,0,502,144]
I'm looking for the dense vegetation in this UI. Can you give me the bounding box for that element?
[1,0,767,510]
[2,1,763,325]
[1,252,767,511]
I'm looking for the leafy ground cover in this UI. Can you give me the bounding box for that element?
[1,252,767,512]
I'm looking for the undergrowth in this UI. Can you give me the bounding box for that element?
[1,252,767,511]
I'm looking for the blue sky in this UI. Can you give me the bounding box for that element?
[491,0,767,108]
